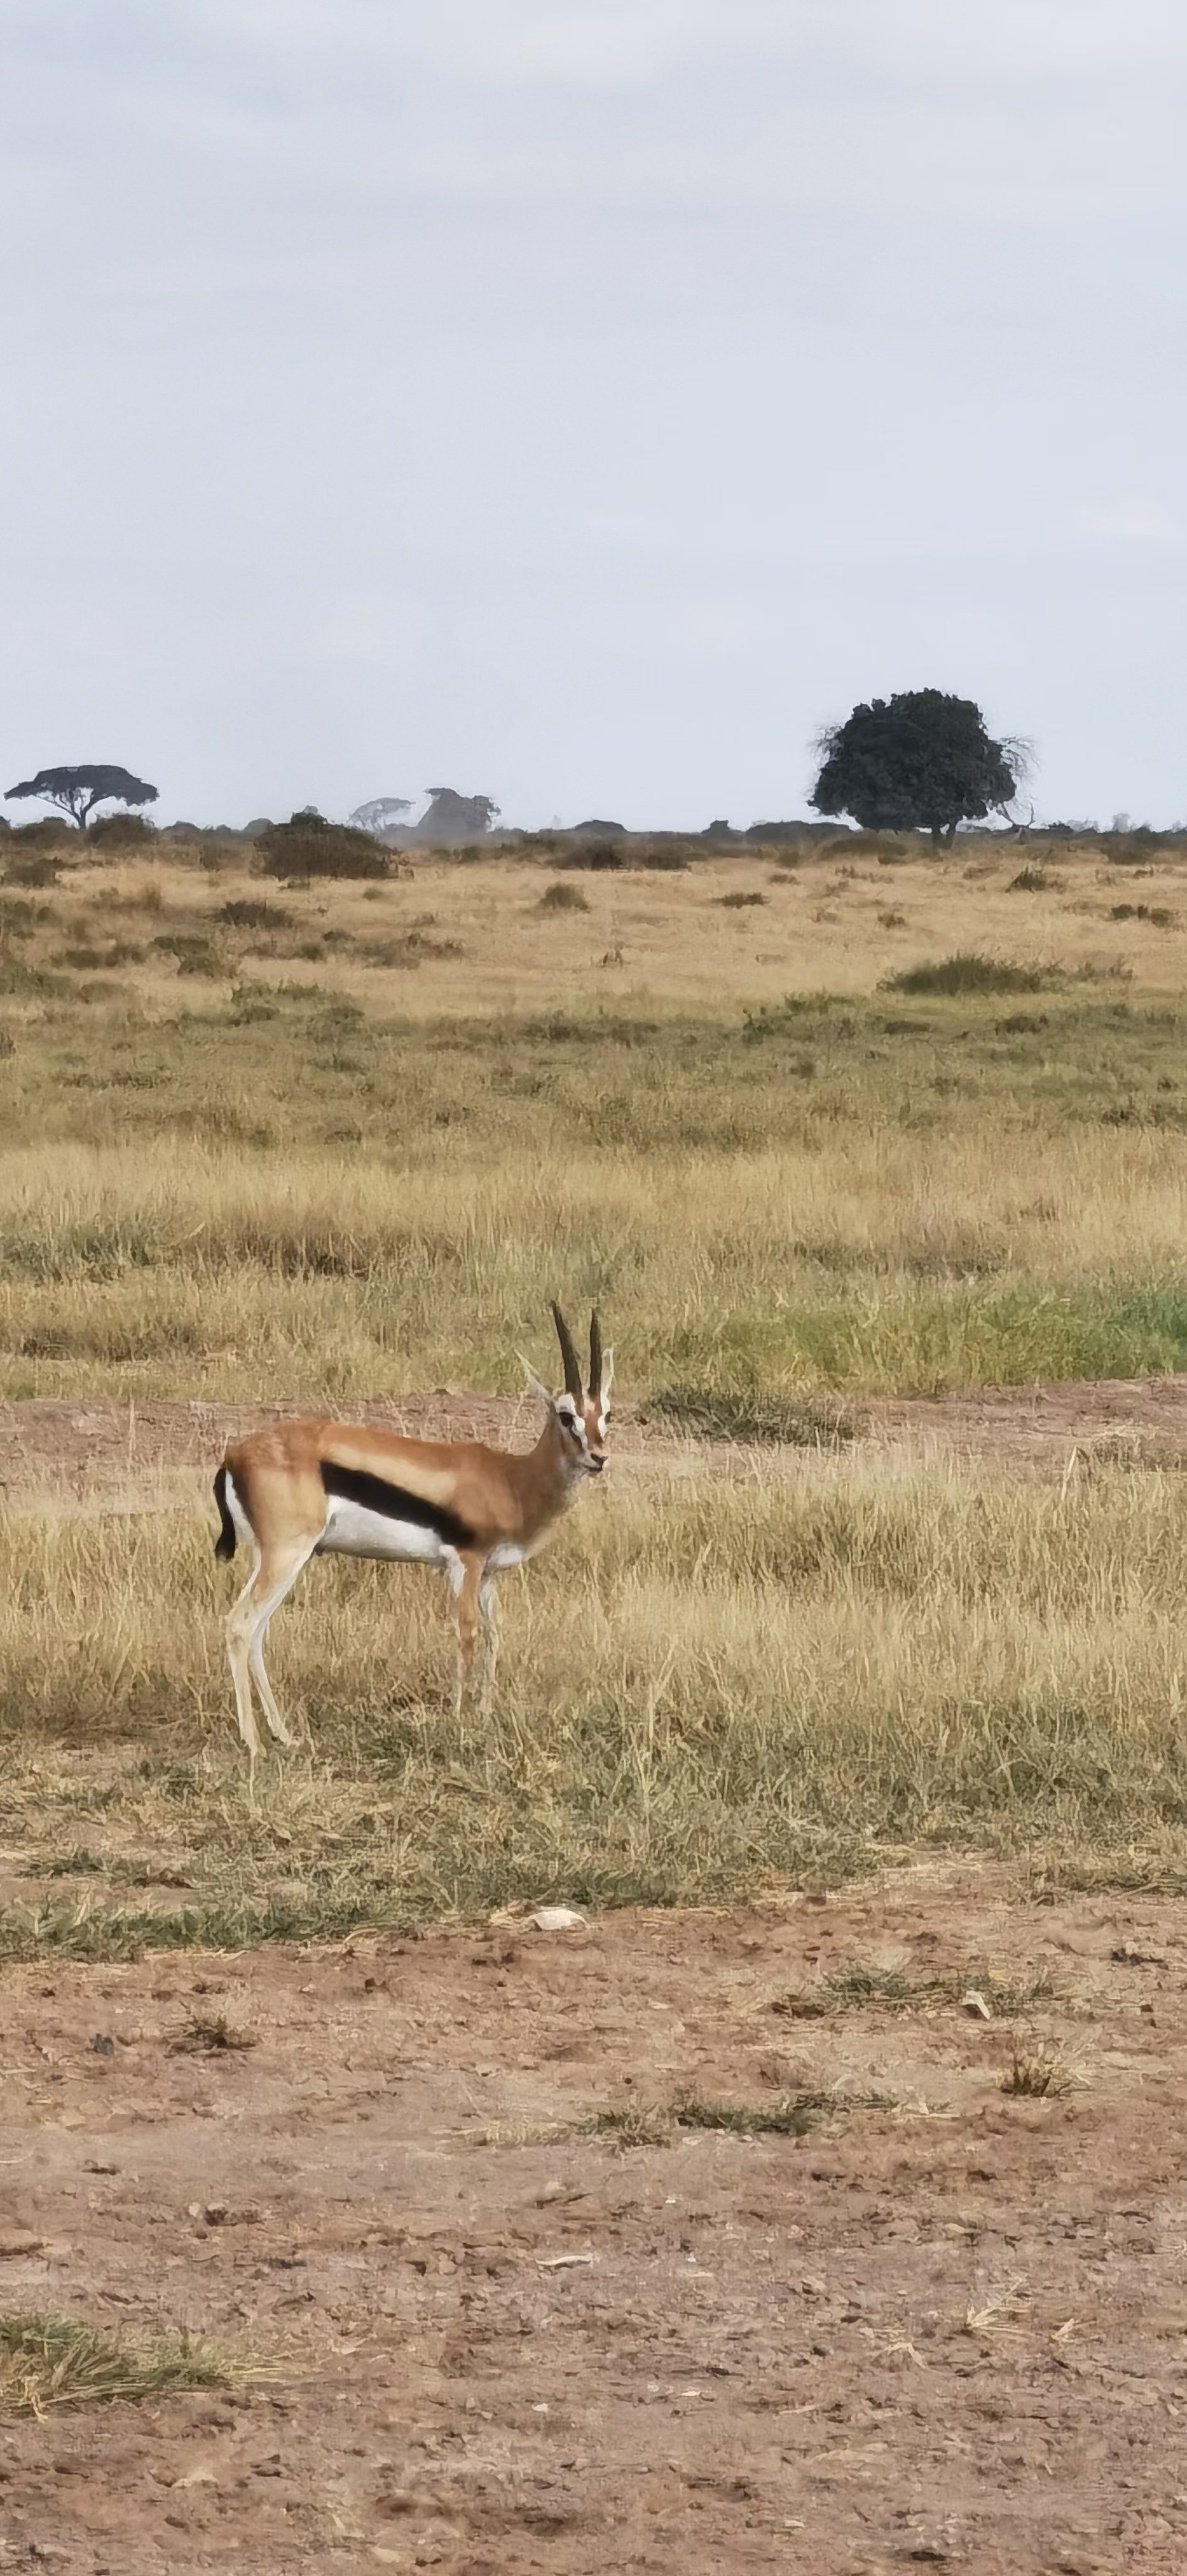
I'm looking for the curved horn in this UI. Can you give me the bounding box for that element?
[551,1301,585,1401]
[588,1309,603,1397]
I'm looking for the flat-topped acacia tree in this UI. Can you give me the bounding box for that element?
[5,765,158,832]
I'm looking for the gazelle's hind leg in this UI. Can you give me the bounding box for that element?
[478,1570,499,1709]
[227,1540,318,1759]
[227,1563,267,1767]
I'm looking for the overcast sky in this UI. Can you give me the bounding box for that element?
[1,1,1184,828]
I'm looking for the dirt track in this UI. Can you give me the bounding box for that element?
[4,1870,1187,2575]
[5,1372,1187,1509]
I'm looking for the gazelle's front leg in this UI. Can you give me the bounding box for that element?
[478,1570,499,1708]
[450,1552,485,1714]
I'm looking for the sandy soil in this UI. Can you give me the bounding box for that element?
[3,1872,1186,2573]
[5,1372,1187,1513]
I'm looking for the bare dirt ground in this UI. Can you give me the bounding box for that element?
[4,1874,1187,2575]
[6,1372,1187,1512]
[6,1387,1187,2572]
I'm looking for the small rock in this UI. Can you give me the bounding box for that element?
[961,1990,992,2021]
[92,2034,116,2057]
[529,1906,587,1933]
[0,2232,44,2259]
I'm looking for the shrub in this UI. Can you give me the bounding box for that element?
[216,898,295,932]
[3,850,62,887]
[258,809,390,881]
[558,840,625,872]
[6,817,74,848]
[358,932,464,968]
[150,933,223,977]
[1008,865,1061,893]
[882,953,1047,998]
[0,897,50,938]
[1110,903,1174,928]
[716,890,766,909]
[631,840,691,871]
[538,882,590,913]
[87,812,156,848]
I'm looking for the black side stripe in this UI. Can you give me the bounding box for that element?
[320,1460,474,1551]
[213,1464,237,1562]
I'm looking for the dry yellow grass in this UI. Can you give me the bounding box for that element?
[3,1453,1186,1952]
[4,839,1187,1937]
[4,839,1186,1015]
[0,2312,258,2413]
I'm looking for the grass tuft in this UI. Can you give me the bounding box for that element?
[169,2010,255,2053]
[0,2313,258,2414]
[644,1388,856,1446]
[670,2088,898,2135]
[773,1965,1057,2019]
[882,953,1047,997]
[1000,2043,1088,2099]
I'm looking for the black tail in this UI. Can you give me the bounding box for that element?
[213,1463,237,1562]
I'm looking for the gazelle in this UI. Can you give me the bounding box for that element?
[212,1305,612,1769]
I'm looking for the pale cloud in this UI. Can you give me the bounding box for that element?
[1074,499,1183,545]
[0,0,1184,825]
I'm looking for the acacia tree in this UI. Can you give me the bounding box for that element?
[6,764,158,831]
[810,692,1020,845]
[349,796,413,836]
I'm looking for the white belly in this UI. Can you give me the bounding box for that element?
[318,1501,457,1567]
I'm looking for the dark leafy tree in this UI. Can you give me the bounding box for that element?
[6,764,158,831]
[810,692,1021,846]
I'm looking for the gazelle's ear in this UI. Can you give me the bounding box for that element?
[599,1346,615,1404]
[517,1353,554,1407]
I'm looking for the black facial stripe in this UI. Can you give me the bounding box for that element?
[321,1461,474,1550]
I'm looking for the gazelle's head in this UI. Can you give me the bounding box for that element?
[521,1302,614,1477]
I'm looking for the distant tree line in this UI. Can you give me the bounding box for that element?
[3,701,1176,855]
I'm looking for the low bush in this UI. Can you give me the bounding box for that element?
[87,813,155,848]
[258,809,390,882]
[558,840,626,872]
[883,953,1047,998]
[216,898,295,932]
[538,882,590,913]
[2,850,63,887]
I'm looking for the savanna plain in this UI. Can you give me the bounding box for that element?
[3,833,1187,2573]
